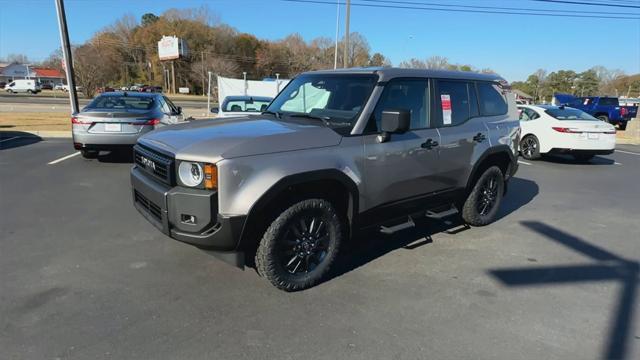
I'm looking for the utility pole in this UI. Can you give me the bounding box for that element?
[201,50,206,96]
[334,0,340,69]
[343,0,350,68]
[54,0,79,114]
[171,61,176,94]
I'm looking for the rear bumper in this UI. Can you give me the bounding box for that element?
[73,131,145,147]
[131,166,246,267]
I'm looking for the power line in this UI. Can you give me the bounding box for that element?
[529,0,640,9]
[359,0,640,15]
[282,0,640,19]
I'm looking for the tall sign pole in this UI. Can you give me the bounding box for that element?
[54,0,79,114]
[343,0,350,68]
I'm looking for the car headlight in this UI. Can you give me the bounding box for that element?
[177,161,217,189]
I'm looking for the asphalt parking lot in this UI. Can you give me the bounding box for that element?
[1,134,639,360]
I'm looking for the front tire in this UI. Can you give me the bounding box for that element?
[520,135,541,160]
[255,198,342,291]
[462,166,504,226]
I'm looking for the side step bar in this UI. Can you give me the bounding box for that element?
[380,216,415,235]
[379,205,460,235]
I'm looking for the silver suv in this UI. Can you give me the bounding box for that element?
[130,68,520,291]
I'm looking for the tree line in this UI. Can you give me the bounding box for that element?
[511,68,640,102]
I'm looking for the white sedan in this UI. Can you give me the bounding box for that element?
[518,105,616,162]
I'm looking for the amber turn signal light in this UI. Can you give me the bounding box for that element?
[204,164,217,190]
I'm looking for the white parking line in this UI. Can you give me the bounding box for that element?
[615,149,640,156]
[518,160,532,166]
[0,136,20,143]
[48,152,80,165]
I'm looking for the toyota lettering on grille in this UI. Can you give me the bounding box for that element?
[140,156,156,170]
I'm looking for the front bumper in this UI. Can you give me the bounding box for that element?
[130,166,246,267]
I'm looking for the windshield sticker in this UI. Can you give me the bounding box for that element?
[441,94,452,125]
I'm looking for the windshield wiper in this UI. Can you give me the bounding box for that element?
[262,110,281,119]
[287,113,332,126]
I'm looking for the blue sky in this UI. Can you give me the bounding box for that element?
[1,0,639,81]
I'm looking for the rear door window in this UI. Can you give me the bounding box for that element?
[435,80,477,127]
[477,82,508,116]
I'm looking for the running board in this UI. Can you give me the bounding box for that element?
[425,206,459,219]
[380,216,415,235]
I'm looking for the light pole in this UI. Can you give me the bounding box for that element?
[343,0,350,68]
[207,71,212,115]
[334,0,340,69]
[243,72,247,96]
[54,0,79,115]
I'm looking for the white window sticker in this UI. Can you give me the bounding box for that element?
[441,94,452,125]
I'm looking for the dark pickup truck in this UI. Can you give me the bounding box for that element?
[554,93,638,130]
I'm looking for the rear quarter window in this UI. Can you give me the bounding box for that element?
[598,98,619,106]
[477,82,508,116]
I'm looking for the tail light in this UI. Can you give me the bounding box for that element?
[71,116,91,125]
[552,127,582,134]
[621,107,628,117]
[144,118,161,125]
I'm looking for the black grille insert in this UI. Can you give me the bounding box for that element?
[134,190,162,221]
[134,145,174,185]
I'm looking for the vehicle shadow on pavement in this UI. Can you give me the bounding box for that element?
[489,221,638,360]
[540,155,616,165]
[326,177,539,283]
[96,149,134,164]
[0,131,42,150]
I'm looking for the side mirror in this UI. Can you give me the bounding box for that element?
[176,106,182,114]
[378,109,410,143]
[211,107,219,114]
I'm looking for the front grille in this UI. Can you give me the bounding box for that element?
[134,145,174,185]
[134,190,162,221]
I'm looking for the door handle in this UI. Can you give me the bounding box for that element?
[421,138,439,149]
[472,133,487,143]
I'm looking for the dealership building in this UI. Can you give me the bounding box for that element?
[0,63,65,85]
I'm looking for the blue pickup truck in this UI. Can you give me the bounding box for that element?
[554,93,638,130]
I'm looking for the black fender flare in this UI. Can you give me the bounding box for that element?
[235,169,360,251]
[465,145,517,192]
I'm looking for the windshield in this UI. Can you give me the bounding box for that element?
[267,74,378,131]
[86,95,156,111]
[545,107,599,121]
[224,99,271,112]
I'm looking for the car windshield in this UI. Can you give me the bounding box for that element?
[267,74,378,131]
[224,99,271,112]
[85,95,156,111]
[545,107,599,121]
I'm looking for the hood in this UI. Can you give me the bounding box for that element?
[138,116,343,163]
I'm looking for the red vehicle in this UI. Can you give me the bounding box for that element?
[97,86,115,93]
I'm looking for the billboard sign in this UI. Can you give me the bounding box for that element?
[158,36,185,61]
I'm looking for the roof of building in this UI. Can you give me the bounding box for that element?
[33,68,64,78]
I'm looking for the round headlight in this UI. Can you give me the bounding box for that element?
[178,161,203,187]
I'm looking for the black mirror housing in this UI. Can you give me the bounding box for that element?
[381,109,410,134]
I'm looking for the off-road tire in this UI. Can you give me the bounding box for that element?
[81,149,99,159]
[255,198,342,291]
[520,135,541,160]
[462,166,505,226]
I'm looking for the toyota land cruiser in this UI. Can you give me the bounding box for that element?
[131,68,520,291]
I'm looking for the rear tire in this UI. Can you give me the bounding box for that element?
[27,89,33,94]
[81,150,99,159]
[597,115,610,123]
[618,122,627,131]
[255,198,342,291]
[520,135,541,160]
[462,166,504,227]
